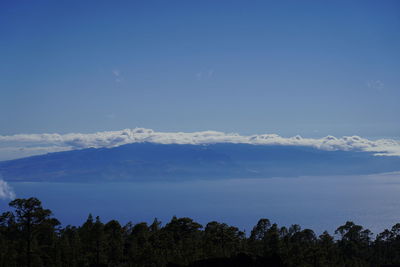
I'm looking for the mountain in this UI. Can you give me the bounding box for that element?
[1,142,400,182]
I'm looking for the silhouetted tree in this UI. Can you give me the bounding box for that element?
[335,221,372,265]
[8,197,59,267]
[203,221,245,258]
[104,220,123,266]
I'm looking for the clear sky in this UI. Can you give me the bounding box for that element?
[1,0,399,138]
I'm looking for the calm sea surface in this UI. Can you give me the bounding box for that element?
[2,172,400,235]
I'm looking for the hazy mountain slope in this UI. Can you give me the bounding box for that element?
[1,143,400,182]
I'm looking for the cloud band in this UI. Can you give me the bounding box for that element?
[0,128,399,161]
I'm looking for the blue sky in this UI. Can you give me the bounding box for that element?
[1,0,399,138]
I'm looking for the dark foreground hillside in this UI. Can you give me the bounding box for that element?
[2,198,400,267]
[1,143,400,182]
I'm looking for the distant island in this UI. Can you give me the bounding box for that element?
[1,143,400,183]
[1,197,400,267]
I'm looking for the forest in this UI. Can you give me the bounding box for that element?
[1,198,400,267]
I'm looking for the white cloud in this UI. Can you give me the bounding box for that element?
[0,128,399,161]
[0,178,15,200]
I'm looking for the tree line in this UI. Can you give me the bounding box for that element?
[1,198,400,267]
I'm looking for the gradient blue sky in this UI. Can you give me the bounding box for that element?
[1,0,399,138]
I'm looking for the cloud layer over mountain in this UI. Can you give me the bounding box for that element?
[0,128,399,161]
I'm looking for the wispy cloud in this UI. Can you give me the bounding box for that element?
[196,69,214,80]
[112,69,123,83]
[366,80,384,90]
[106,113,116,119]
[0,128,399,161]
